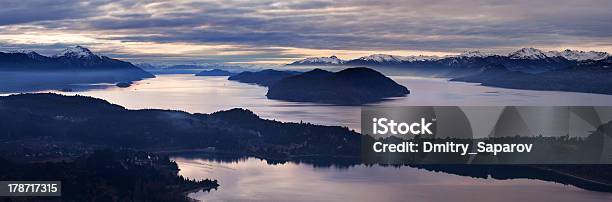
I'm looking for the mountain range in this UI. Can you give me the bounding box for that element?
[0,45,154,92]
[289,48,612,95]
[1,46,151,73]
[290,48,610,67]
[195,69,237,76]
[289,48,611,74]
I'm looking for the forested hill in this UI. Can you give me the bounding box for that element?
[0,93,361,160]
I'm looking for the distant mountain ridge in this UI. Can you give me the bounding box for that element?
[291,55,345,65]
[289,48,610,68]
[195,69,237,76]
[546,49,610,61]
[0,45,154,92]
[288,48,612,95]
[0,45,153,73]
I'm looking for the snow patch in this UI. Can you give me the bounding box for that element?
[546,49,609,61]
[357,54,439,62]
[54,45,96,58]
[457,50,492,58]
[294,55,345,64]
[508,48,548,60]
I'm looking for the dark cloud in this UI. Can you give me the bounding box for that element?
[0,0,109,25]
[283,1,333,9]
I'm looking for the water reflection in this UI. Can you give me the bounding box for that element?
[173,154,612,202]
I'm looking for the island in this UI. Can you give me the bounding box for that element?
[266,67,410,105]
[228,69,300,86]
[116,81,133,88]
[195,69,237,76]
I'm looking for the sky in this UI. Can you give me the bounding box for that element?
[0,0,611,64]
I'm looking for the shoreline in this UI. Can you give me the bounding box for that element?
[161,148,612,194]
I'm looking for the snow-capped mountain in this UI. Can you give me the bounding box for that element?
[7,49,45,60]
[288,47,610,71]
[508,48,549,60]
[2,45,101,61]
[456,50,491,58]
[54,45,97,59]
[353,54,440,63]
[291,55,345,65]
[403,55,441,62]
[546,49,609,61]
[8,49,37,54]
[356,54,406,63]
[0,45,155,91]
[0,45,153,78]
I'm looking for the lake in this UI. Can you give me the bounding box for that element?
[44,74,612,131]
[41,74,612,201]
[174,156,612,202]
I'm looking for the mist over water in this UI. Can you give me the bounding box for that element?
[0,70,152,93]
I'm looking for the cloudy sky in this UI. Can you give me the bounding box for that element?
[0,0,611,64]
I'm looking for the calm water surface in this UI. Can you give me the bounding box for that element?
[174,157,612,202]
[45,74,612,130]
[43,74,612,201]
